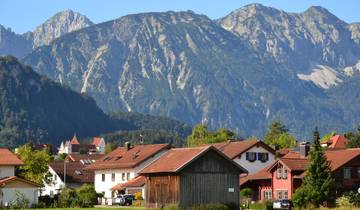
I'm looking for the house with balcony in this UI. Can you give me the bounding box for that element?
[84,143,171,204]
[241,143,360,201]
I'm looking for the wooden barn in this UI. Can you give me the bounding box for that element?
[140,145,247,209]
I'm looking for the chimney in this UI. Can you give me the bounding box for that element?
[299,142,310,157]
[125,142,131,151]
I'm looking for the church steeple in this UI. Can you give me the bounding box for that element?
[70,133,80,144]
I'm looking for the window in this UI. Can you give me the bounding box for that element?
[264,190,272,200]
[276,167,282,179]
[344,167,351,179]
[54,174,57,181]
[127,172,130,181]
[111,173,115,182]
[122,173,125,181]
[277,190,288,199]
[102,174,105,182]
[358,167,360,179]
[282,167,288,179]
[50,190,54,197]
[257,152,269,162]
[246,152,257,162]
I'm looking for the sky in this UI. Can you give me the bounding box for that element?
[1,0,359,34]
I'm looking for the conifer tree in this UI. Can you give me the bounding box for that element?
[293,127,335,208]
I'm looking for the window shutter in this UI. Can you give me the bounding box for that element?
[266,153,269,160]
[246,152,249,160]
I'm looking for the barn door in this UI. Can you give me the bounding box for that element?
[155,183,168,208]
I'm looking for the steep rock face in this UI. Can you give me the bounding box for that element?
[23,10,348,138]
[0,25,33,58]
[218,4,360,82]
[0,10,92,58]
[32,10,94,48]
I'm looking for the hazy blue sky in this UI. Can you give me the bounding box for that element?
[1,0,359,34]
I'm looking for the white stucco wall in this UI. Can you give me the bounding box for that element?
[1,188,38,206]
[0,166,15,178]
[94,148,169,198]
[95,169,135,198]
[234,146,275,174]
[41,167,64,196]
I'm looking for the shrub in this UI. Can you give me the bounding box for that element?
[134,191,143,200]
[57,188,76,207]
[336,194,354,208]
[75,184,98,207]
[265,200,273,210]
[347,191,360,207]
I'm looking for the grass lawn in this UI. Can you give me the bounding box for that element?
[32,207,145,210]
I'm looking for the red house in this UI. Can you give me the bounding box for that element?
[241,144,360,201]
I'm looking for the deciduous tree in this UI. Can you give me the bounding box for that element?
[264,121,297,149]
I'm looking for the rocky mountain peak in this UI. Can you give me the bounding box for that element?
[32,9,93,48]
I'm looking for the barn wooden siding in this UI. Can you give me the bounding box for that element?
[179,150,240,209]
[145,174,180,208]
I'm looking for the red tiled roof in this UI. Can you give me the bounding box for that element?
[271,148,360,172]
[140,146,247,174]
[240,165,272,186]
[67,154,103,162]
[70,135,80,145]
[49,161,94,183]
[211,140,275,159]
[0,148,23,166]
[92,137,103,147]
[326,148,360,171]
[85,144,171,170]
[0,176,42,187]
[111,176,145,190]
[327,135,348,149]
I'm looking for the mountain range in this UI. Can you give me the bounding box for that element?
[2,4,360,139]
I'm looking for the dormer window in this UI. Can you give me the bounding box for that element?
[246,152,256,162]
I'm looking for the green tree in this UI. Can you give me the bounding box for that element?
[75,184,98,207]
[320,130,336,143]
[292,127,335,208]
[187,124,236,147]
[264,121,297,149]
[346,127,360,148]
[105,142,117,154]
[17,143,52,184]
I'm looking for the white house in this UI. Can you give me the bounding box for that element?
[42,154,103,196]
[58,135,106,155]
[85,143,171,203]
[0,148,41,207]
[212,140,276,174]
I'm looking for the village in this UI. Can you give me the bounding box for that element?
[0,125,359,210]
